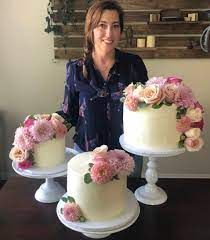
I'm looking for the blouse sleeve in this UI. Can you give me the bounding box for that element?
[132,55,148,85]
[57,61,79,128]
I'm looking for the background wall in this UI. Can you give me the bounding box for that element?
[0,0,209,178]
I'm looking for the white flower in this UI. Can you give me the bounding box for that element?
[185,128,201,138]
[186,108,202,122]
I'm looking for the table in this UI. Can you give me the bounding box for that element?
[0,177,210,240]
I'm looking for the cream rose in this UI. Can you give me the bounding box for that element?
[133,85,144,102]
[142,84,164,105]
[9,146,28,162]
[93,145,108,154]
[186,108,202,122]
[185,128,201,138]
[51,113,65,123]
[163,83,179,103]
[184,137,204,152]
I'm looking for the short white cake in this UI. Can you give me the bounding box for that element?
[67,152,127,221]
[123,104,180,150]
[34,138,65,168]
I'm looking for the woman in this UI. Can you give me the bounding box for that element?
[58,0,148,175]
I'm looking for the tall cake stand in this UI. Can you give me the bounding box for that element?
[12,148,78,203]
[56,189,140,239]
[119,135,185,205]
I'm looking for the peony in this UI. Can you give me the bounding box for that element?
[51,117,67,138]
[166,76,182,85]
[146,76,168,87]
[175,84,196,108]
[18,160,32,169]
[184,137,204,152]
[142,84,164,105]
[51,113,65,123]
[63,203,81,222]
[108,150,135,176]
[30,119,54,143]
[186,108,202,123]
[9,146,29,162]
[124,94,139,111]
[176,116,192,133]
[163,83,179,103]
[90,161,115,184]
[123,83,134,96]
[14,127,34,150]
[185,128,201,139]
[132,85,145,102]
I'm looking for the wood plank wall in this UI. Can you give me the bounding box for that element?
[51,0,210,59]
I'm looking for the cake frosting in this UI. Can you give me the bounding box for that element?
[62,145,135,222]
[123,76,204,152]
[9,113,68,169]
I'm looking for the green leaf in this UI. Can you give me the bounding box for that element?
[113,175,119,180]
[79,216,86,222]
[88,163,94,168]
[176,112,181,119]
[61,197,68,203]
[164,101,172,106]
[84,173,92,184]
[138,102,148,108]
[178,140,184,148]
[60,208,63,214]
[67,196,75,203]
[152,102,163,109]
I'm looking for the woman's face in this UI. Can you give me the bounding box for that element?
[93,10,121,55]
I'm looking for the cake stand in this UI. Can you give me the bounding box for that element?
[56,189,140,239]
[119,134,185,205]
[12,148,78,203]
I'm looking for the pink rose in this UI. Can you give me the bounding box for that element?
[18,160,32,169]
[142,85,164,105]
[9,146,29,162]
[24,116,35,128]
[166,76,182,85]
[51,117,67,138]
[176,116,192,133]
[63,203,81,222]
[124,94,139,111]
[184,137,204,152]
[163,83,179,103]
[90,161,115,184]
[146,77,168,86]
[186,108,202,123]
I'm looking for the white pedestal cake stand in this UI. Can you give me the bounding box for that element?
[119,134,185,205]
[56,189,140,239]
[12,148,78,203]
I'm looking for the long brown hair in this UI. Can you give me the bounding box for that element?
[83,0,124,77]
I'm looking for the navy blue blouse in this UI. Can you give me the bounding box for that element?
[58,49,148,151]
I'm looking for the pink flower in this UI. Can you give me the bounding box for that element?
[90,161,115,184]
[142,85,164,105]
[191,119,204,131]
[9,146,29,162]
[18,160,32,169]
[176,116,192,133]
[175,84,196,108]
[146,76,168,87]
[30,119,54,143]
[108,150,135,176]
[14,127,34,150]
[186,108,202,123]
[194,101,204,113]
[51,117,67,138]
[166,76,182,85]
[123,83,134,96]
[124,94,139,111]
[63,203,81,222]
[24,116,35,128]
[163,83,179,103]
[184,137,204,152]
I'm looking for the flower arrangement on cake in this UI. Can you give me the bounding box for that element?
[9,113,69,169]
[123,76,204,152]
[84,145,135,184]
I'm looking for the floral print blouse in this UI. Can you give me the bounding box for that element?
[58,49,148,151]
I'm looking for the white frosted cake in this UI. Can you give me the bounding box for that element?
[123,76,204,152]
[61,145,134,222]
[9,113,68,169]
